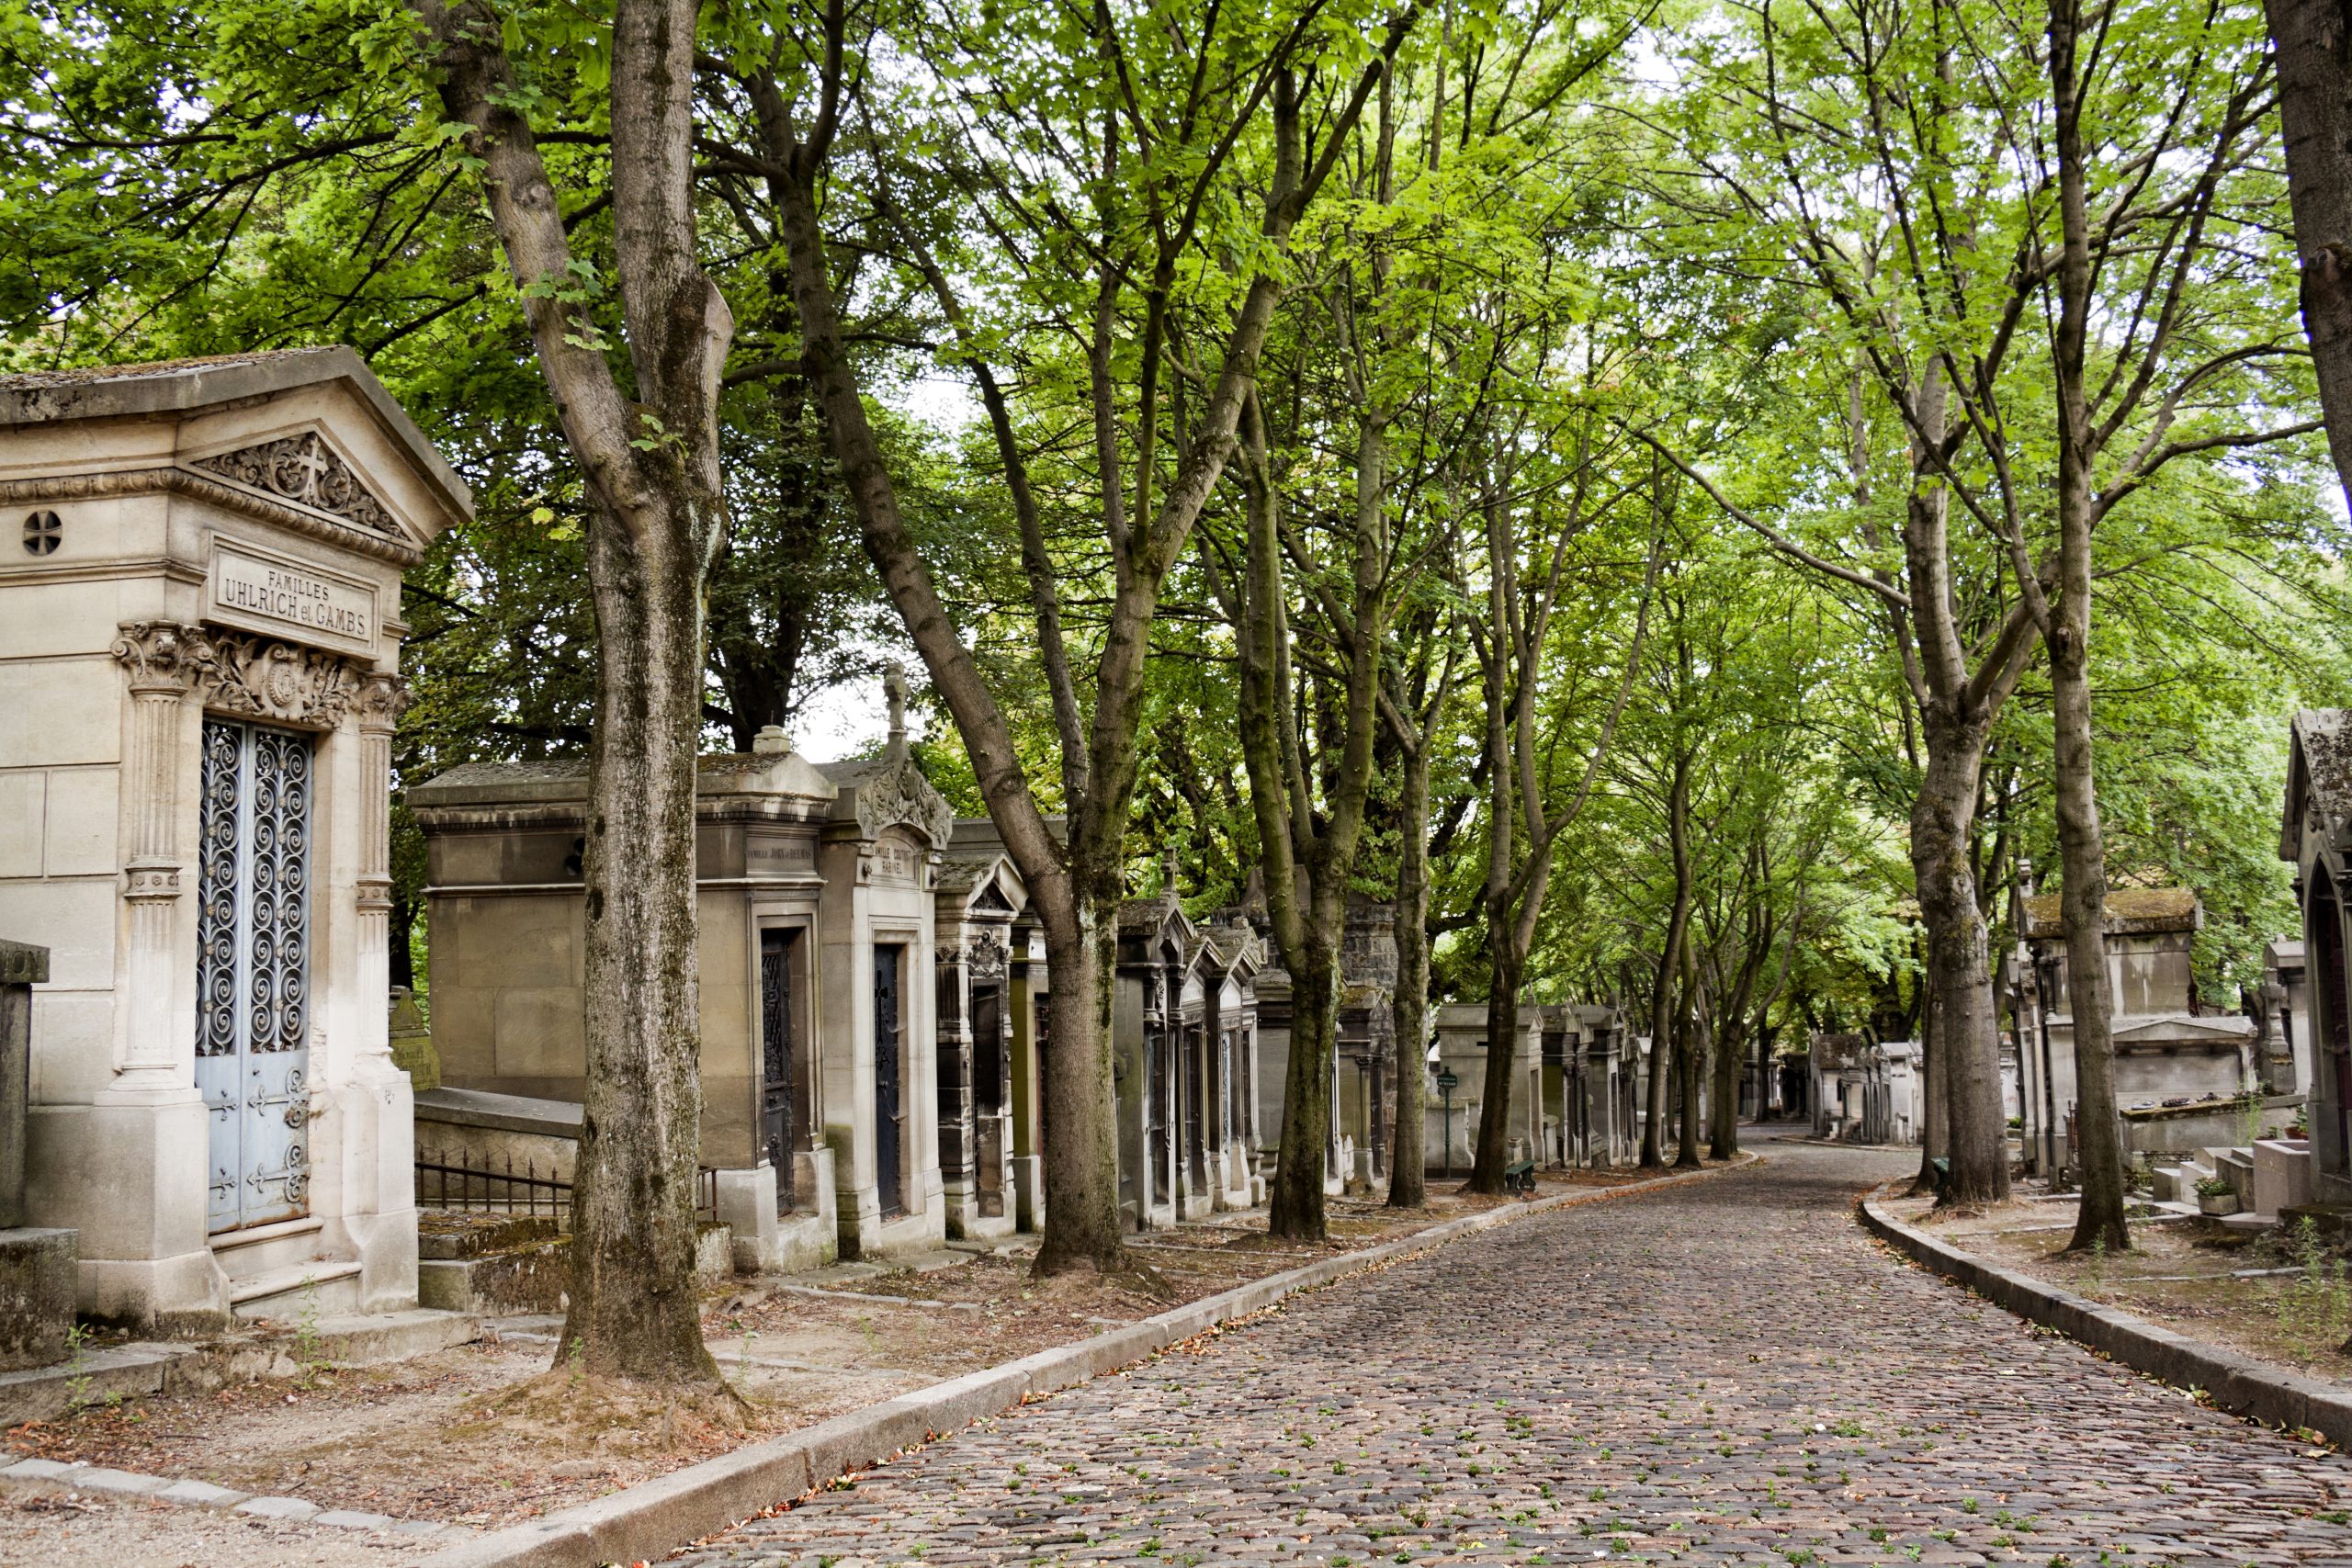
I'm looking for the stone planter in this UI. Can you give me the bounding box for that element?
[2199,1190,2241,1216]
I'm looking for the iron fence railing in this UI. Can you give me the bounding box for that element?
[415,1148,720,1223]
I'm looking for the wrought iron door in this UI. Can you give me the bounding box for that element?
[1146,1022,1169,1205]
[973,985,1005,1215]
[875,944,904,1217]
[195,718,313,1234]
[1184,1026,1205,1184]
[760,929,796,1213]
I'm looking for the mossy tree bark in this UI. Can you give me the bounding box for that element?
[2265,0,2352,508]
[413,0,731,1382]
[2044,0,2130,1253]
[1383,615,1458,1210]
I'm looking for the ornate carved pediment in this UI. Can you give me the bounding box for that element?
[190,432,400,538]
[853,750,955,849]
[112,620,376,730]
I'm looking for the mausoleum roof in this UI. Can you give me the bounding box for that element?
[409,750,836,809]
[816,745,954,846]
[2283,709,2352,859]
[2020,886,2199,939]
[934,852,1024,916]
[0,346,472,547]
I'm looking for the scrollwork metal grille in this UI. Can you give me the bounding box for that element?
[194,717,313,1233]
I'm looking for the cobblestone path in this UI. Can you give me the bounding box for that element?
[682,1135,2352,1567]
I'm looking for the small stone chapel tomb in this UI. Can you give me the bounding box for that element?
[412,671,959,1266]
[0,350,467,1328]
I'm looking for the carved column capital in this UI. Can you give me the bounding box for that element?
[110,620,213,694]
[353,672,411,735]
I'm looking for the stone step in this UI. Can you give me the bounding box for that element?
[208,1216,334,1282]
[418,1236,569,1315]
[228,1259,363,1321]
[305,1308,481,1365]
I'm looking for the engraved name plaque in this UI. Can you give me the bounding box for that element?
[208,539,379,656]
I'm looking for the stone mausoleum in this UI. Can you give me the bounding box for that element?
[2016,887,2270,1170]
[2283,711,2352,1206]
[411,680,962,1266]
[0,350,466,1327]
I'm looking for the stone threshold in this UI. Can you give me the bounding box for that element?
[424,1154,1758,1568]
[0,1453,471,1540]
[1860,1188,2352,1449]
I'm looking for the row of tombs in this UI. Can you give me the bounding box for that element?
[0,350,1645,1339]
[0,349,1250,1326]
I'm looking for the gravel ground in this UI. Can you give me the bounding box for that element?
[0,1490,431,1567]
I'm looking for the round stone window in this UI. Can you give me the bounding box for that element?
[21,510,61,556]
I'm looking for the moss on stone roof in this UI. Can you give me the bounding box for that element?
[2020,886,2198,939]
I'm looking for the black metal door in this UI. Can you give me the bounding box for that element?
[973,985,1004,1113]
[876,943,905,1217]
[760,929,795,1213]
[1146,1027,1167,1204]
[974,985,1005,1213]
[1184,1026,1205,1185]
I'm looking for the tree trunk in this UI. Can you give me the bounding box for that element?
[1912,725,2012,1205]
[1387,733,1433,1209]
[1232,390,1385,1243]
[1709,1010,1741,1160]
[1033,890,1131,1273]
[564,493,721,1382]
[2050,0,2130,1253]
[1470,942,1526,1192]
[415,0,731,1383]
[1641,757,1693,1168]
[1674,968,1704,1168]
[766,138,1130,1277]
[1272,936,1342,1236]
[2265,0,2352,507]
[1914,987,1949,1194]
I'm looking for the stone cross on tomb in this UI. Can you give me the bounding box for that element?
[285,434,331,503]
[883,661,910,748]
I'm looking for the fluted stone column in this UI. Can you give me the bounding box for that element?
[109,622,207,1094]
[352,674,407,1067]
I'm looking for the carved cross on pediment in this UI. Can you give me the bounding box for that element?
[190,432,399,537]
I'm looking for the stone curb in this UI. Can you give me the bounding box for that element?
[1858,1190,2352,1448]
[429,1156,1758,1568]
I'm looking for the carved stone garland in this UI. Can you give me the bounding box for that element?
[967,929,1009,982]
[114,619,368,731]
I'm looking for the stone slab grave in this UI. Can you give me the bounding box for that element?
[0,349,470,1333]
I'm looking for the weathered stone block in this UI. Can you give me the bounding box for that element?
[0,1226,76,1371]
[417,1235,570,1314]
